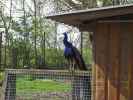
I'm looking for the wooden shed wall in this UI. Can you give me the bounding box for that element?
[93,22,133,100]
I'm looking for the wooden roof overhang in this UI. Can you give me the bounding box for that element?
[46,4,133,31]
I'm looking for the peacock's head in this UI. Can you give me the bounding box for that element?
[63,32,67,36]
[63,32,68,40]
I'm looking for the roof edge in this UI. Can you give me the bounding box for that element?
[46,3,133,18]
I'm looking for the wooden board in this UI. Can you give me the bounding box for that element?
[128,23,133,100]
[108,23,120,100]
[94,23,109,100]
[119,23,129,100]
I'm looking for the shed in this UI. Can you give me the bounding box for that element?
[47,4,133,100]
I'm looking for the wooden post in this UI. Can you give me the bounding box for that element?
[72,76,81,100]
[72,74,91,100]
[5,74,16,100]
[82,75,91,100]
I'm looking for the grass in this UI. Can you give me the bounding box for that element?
[16,77,72,94]
[16,77,72,99]
[0,72,4,80]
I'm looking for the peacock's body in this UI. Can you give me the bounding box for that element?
[63,32,87,71]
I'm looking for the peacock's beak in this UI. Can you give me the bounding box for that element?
[63,32,66,35]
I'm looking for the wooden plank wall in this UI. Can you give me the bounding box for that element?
[94,22,132,100]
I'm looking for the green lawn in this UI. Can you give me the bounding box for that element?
[16,77,72,99]
[16,77,72,94]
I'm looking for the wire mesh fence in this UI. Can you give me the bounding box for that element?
[2,69,92,100]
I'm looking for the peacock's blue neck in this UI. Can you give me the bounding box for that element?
[63,33,67,44]
[63,38,69,46]
[63,34,72,47]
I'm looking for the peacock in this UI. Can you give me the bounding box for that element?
[63,32,87,71]
[63,32,90,100]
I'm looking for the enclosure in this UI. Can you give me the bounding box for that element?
[1,0,133,100]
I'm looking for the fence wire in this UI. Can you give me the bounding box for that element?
[2,69,92,100]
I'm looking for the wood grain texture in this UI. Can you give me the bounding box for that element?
[108,23,121,100]
[95,23,109,100]
[128,23,133,100]
[119,23,128,100]
[94,22,132,100]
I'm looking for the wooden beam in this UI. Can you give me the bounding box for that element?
[98,20,133,23]
[5,69,91,77]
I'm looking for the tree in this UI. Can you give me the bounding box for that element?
[0,0,13,68]
[98,0,132,6]
[52,0,97,13]
[0,32,2,70]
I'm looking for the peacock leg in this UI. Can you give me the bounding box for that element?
[70,59,74,72]
[69,59,72,71]
[67,59,70,71]
[72,59,75,71]
[65,60,67,69]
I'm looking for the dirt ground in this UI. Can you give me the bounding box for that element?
[16,92,72,100]
[0,87,1,97]
[0,88,1,97]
